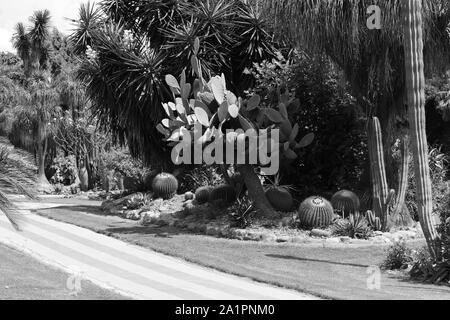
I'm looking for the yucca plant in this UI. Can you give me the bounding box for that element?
[73,0,276,166]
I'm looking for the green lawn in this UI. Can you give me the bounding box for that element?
[0,243,127,300]
[33,198,450,300]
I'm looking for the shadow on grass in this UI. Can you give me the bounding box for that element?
[34,205,112,216]
[266,254,370,268]
[36,205,193,239]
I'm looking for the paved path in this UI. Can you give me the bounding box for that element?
[0,198,317,300]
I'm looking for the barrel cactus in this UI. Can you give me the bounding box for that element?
[208,184,237,205]
[195,186,212,204]
[298,196,334,229]
[331,190,360,217]
[152,173,178,200]
[265,186,293,212]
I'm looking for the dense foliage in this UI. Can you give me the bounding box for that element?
[72,0,276,166]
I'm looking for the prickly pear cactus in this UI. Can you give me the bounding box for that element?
[195,186,212,204]
[298,196,334,229]
[265,186,293,212]
[152,173,178,200]
[208,184,237,205]
[331,190,360,217]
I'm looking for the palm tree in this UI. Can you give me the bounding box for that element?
[12,23,31,77]
[28,9,51,71]
[73,0,275,167]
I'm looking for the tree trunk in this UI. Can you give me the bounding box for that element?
[36,137,54,194]
[403,0,440,259]
[237,164,278,218]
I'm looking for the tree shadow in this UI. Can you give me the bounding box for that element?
[266,254,370,268]
[36,204,199,239]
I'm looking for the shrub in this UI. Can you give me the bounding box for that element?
[100,148,153,191]
[178,165,224,194]
[49,156,78,185]
[406,146,449,221]
[228,196,256,229]
[382,241,413,271]
[250,51,367,198]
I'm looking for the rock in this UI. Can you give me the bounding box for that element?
[183,200,196,216]
[206,225,220,237]
[290,236,310,244]
[110,208,125,216]
[184,192,195,201]
[276,236,289,243]
[326,237,340,244]
[311,229,332,238]
[280,217,294,227]
[124,209,142,221]
[340,236,352,243]
[260,233,277,242]
[141,211,161,224]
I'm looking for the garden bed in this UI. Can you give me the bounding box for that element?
[99,192,424,247]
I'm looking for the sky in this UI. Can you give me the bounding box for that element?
[0,0,86,53]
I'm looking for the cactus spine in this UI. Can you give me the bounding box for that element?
[403,0,439,259]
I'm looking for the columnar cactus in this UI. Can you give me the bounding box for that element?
[331,190,360,218]
[403,0,439,259]
[365,210,382,232]
[152,173,178,200]
[298,196,334,229]
[368,118,412,231]
[368,116,391,230]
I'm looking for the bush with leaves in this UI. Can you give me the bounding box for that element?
[49,155,78,185]
[406,145,449,221]
[99,148,153,191]
[250,51,367,198]
[382,241,413,271]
